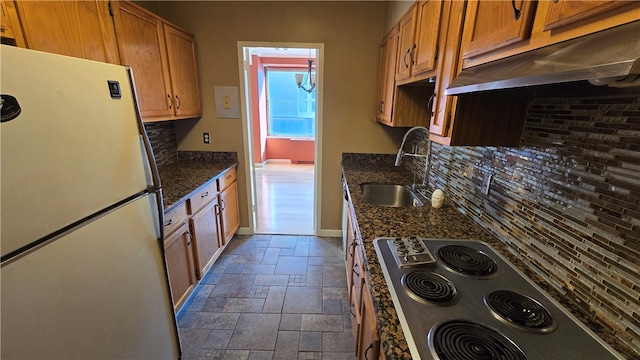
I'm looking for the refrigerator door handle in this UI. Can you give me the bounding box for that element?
[125,66,165,241]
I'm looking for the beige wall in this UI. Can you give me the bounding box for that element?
[132,1,159,14]
[384,1,414,33]
[155,1,405,232]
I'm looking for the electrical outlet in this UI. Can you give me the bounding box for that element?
[203,132,210,144]
[481,172,492,195]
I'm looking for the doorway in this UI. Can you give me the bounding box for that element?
[237,42,324,236]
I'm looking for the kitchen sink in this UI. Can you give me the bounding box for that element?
[360,183,424,208]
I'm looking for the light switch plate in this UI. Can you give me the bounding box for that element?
[214,86,240,118]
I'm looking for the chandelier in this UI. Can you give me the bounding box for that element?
[295,58,316,93]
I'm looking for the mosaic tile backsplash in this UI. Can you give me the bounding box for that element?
[408,96,640,355]
[144,121,178,167]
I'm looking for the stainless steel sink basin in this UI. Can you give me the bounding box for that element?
[360,183,424,207]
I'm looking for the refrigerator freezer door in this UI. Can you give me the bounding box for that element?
[1,193,179,359]
[1,46,153,258]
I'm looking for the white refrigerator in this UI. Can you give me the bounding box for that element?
[1,45,181,359]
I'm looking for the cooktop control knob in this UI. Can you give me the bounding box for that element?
[387,236,436,268]
[396,245,408,255]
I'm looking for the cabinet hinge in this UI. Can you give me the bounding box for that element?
[434,46,439,61]
[108,1,114,16]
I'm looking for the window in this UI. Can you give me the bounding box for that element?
[266,69,316,137]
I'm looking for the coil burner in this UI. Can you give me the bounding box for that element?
[401,271,458,305]
[437,245,498,277]
[430,320,527,360]
[485,290,557,333]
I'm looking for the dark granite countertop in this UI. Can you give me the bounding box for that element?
[158,155,237,211]
[341,153,633,360]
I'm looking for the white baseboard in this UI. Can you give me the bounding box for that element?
[316,229,342,237]
[237,227,253,235]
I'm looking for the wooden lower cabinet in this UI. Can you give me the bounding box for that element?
[164,167,240,312]
[164,222,197,311]
[219,180,240,246]
[359,286,380,360]
[349,283,362,353]
[344,197,383,360]
[190,199,221,279]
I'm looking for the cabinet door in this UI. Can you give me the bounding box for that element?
[376,25,398,125]
[15,1,119,64]
[219,181,239,246]
[358,285,380,360]
[164,222,197,311]
[190,200,221,278]
[1,0,24,46]
[430,1,464,140]
[543,0,631,31]
[463,0,535,58]
[411,0,443,76]
[349,282,361,355]
[112,1,173,119]
[394,4,417,82]
[345,206,357,290]
[164,23,202,118]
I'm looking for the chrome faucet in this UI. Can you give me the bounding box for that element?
[394,126,431,192]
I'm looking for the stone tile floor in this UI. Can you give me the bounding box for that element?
[177,234,357,360]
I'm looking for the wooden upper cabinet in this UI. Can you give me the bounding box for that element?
[112,1,173,119]
[411,0,443,76]
[462,0,536,59]
[164,24,202,119]
[395,1,443,85]
[543,0,633,31]
[376,25,399,125]
[395,4,417,82]
[111,1,201,122]
[429,1,528,147]
[14,1,119,64]
[1,0,25,46]
[461,0,640,68]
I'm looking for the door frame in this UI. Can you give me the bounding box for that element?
[236,41,324,235]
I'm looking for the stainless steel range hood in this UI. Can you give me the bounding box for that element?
[446,21,640,95]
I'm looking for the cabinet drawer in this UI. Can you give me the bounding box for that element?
[218,167,236,192]
[188,181,217,215]
[164,203,187,237]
